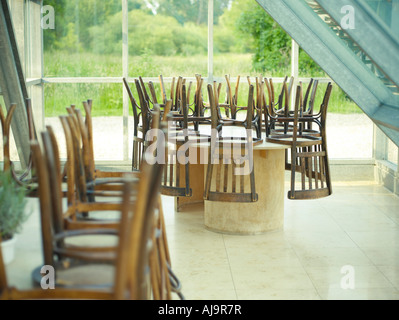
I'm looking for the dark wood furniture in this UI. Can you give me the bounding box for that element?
[204,83,261,203]
[266,82,333,200]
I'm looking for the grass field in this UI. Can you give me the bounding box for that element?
[43,51,361,117]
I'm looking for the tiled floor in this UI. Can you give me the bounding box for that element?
[4,182,399,300]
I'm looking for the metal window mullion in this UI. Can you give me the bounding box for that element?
[122,0,128,161]
[291,39,299,107]
[316,0,399,99]
[207,0,213,83]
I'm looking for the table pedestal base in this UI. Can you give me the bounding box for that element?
[204,149,285,235]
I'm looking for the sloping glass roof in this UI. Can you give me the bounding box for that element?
[364,0,399,39]
[256,0,399,147]
[306,0,399,99]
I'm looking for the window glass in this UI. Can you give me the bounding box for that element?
[43,0,122,77]
[44,82,124,160]
[387,139,398,165]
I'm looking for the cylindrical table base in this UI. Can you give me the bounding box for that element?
[204,149,285,235]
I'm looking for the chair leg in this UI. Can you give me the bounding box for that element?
[289,146,297,199]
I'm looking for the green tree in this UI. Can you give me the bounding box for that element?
[155,0,230,25]
[230,0,321,74]
[42,0,67,51]
[90,9,207,57]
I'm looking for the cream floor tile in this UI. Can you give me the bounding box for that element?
[321,201,382,216]
[363,193,399,206]
[293,246,374,268]
[181,288,238,300]
[283,210,342,233]
[166,227,225,250]
[317,192,370,205]
[377,205,399,224]
[237,288,321,300]
[169,246,229,269]
[231,266,315,291]
[226,246,303,269]
[330,185,393,195]
[222,231,292,249]
[361,247,399,267]
[316,287,399,300]
[377,266,399,289]
[346,230,399,248]
[173,267,236,300]
[326,206,398,232]
[284,230,357,249]
[306,265,394,290]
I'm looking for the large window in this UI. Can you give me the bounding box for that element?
[4,0,394,166]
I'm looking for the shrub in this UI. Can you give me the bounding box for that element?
[0,172,29,240]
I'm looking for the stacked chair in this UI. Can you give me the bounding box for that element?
[1,97,184,299]
[1,140,166,299]
[58,101,184,299]
[0,99,38,196]
[126,76,212,208]
[203,82,262,204]
[206,78,263,142]
[264,79,333,200]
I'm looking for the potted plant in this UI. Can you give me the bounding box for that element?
[0,170,29,264]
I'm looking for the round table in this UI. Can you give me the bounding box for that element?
[174,131,289,235]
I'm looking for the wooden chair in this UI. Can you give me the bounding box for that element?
[123,78,147,171]
[0,103,16,173]
[264,77,319,136]
[220,75,241,119]
[207,81,262,142]
[59,105,183,299]
[0,99,37,195]
[266,82,333,200]
[1,144,165,299]
[59,104,155,226]
[274,76,295,116]
[160,83,193,199]
[158,75,211,134]
[193,74,209,118]
[27,117,175,296]
[204,83,261,203]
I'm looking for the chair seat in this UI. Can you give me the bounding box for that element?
[266,134,322,146]
[211,136,263,147]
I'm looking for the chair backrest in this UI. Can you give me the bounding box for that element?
[204,84,258,203]
[159,75,168,105]
[287,83,333,200]
[0,103,16,172]
[207,83,222,133]
[60,113,91,205]
[319,82,333,138]
[116,112,166,299]
[30,138,59,267]
[2,144,164,300]
[123,78,142,137]
[194,74,205,117]
[224,74,237,118]
[0,99,36,177]
[160,83,192,198]
[41,128,69,236]
[203,136,258,203]
[139,76,153,106]
[135,79,152,135]
[147,81,158,105]
[118,155,164,299]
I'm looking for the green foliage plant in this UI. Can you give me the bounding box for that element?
[0,171,29,241]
